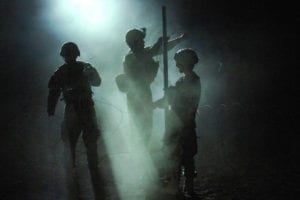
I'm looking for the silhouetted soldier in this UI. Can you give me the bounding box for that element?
[154,48,200,197]
[117,28,186,144]
[47,42,104,200]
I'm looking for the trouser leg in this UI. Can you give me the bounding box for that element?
[182,156,196,194]
[62,105,81,200]
[83,136,105,200]
[181,127,197,194]
[63,133,81,200]
[81,106,104,200]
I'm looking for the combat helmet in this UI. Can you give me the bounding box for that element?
[125,28,146,47]
[60,42,80,57]
[174,48,199,66]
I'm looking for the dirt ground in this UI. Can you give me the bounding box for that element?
[1,108,299,200]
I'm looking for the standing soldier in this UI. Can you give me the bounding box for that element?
[47,42,104,200]
[154,48,201,197]
[117,28,186,144]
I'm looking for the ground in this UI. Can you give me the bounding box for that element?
[1,108,299,200]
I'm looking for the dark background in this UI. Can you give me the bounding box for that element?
[1,0,299,199]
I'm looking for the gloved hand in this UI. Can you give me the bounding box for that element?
[157,36,170,44]
[178,33,188,41]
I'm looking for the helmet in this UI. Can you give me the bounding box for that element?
[174,48,198,66]
[60,42,80,57]
[125,28,146,47]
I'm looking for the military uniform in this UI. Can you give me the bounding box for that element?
[123,47,160,143]
[165,72,201,193]
[47,61,104,199]
[121,28,186,144]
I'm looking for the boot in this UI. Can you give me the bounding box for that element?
[185,178,196,197]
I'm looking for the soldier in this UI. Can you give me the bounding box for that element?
[118,28,186,144]
[47,42,104,200]
[154,48,201,196]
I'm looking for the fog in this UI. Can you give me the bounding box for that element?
[2,0,297,199]
[22,0,227,198]
[2,0,227,198]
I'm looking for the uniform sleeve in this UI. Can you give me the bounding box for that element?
[143,48,160,83]
[84,63,101,86]
[149,36,183,56]
[124,54,139,81]
[47,70,62,115]
[184,80,201,118]
[149,39,163,56]
[165,86,177,105]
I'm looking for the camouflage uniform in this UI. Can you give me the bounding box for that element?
[47,61,104,200]
[123,47,159,143]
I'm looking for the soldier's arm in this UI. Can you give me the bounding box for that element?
[153,86,176,109]
[149,37,164,56]
[184,81,201,116]
[166,33,187,51]
[83,64,101,86]
[47,72,62,116]
[124,55,139,81]
[150,33,187,56]
[153,97,166,109]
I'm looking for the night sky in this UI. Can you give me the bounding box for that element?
[1,0,299,199]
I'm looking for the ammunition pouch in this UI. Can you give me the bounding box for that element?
[115,74,129,93]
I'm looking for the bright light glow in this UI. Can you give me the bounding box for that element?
[40,1,171,198]
[94,91,162,199]
[71,0,105,25]
[45,0,118,36]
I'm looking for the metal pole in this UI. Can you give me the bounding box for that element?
[162,6,169,132]
[162,6,168,91]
